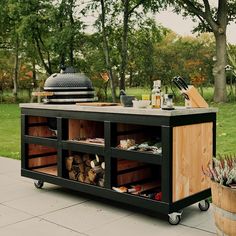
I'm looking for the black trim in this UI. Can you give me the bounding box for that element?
[28,152,57,159]
[21,169,170,214]
[62,141,105,155]
[161,126,173,203]
[169,189,211,212]
[25,136,58,147]
[111,148,162,165]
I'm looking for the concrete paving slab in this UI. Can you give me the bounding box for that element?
[0,204,32,228]
[0,157,19,174]
[0,217,85,236]
[4,187,89,216]
[0,157,217,236]
[86,212,215,236]
[180,204,216,233]
[42,200,133,233]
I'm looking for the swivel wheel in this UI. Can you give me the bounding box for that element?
[34,180,44,189]
[168,212,182,225]
[198,199,210,211]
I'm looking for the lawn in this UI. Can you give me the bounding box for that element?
[0,104,20,159]
[0,98,236,159]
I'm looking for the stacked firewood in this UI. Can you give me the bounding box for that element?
[66,154,105,187]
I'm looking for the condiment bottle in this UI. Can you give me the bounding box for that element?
[151,80,161,108]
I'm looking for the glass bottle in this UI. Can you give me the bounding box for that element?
[151,80,161,109]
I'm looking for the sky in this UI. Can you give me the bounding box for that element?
[155,9,236,44]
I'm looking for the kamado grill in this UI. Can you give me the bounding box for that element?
[43,67,97,103]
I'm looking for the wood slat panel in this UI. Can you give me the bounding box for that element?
[28,144,57,156]
[172,122,213,202]
[117,167,152,186]
[68,119,104,140]
[117,159,145,172]
[28,155,57,168]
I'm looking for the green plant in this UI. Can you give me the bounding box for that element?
[203,155,236,188]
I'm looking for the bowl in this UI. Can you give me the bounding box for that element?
[132,100,151,108]
[120,95,136,107]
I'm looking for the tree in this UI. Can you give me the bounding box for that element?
[169,0,236,102]
[118,0,164,91]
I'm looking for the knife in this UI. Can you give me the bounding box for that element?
[177,76,189,90]
[172,77,189,100]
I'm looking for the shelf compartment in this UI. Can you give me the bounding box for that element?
[111,123,162,155]
[64,151,105,188]
[27,116,57,139]
[32,165,57,176]
[27,143,58,176]
[62,141,104,155]
[67,119,104,145]
[112,158,162,201]
[111,148,162,165]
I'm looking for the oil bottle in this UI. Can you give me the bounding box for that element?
[151,80,161,108]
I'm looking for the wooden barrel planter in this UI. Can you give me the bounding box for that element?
[211,181,236,236]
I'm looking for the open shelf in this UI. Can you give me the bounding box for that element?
[66,119,104,146]
[112,158,162,201]
[111,123,162,156]
[64,151,105,188]
[27,116,57,139]
[27,143,58,176]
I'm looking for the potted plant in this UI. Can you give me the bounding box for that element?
[203,155,236,236]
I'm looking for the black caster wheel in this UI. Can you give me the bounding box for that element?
[168,213,182,225]
[198,200,210,211]
[34,180,44,189]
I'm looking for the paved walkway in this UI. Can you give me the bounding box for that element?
[0,157,216,236]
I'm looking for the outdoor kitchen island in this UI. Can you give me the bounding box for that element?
[20,103,217,224]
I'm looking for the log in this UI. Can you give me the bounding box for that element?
[78,163,85,173]
[101,162,105,170]
[88,169,97,182]
[98,178,105,187]
[68,170,76,180]
[93,166,103,174]
[74,155,83,164]
[78,173,85,182]
[91,159,99,168]
[96,154,104,163]
[82,153,91,162]
[66,156,74,171]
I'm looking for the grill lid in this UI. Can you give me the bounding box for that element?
[43,67,97,103]
[44,67,93,91]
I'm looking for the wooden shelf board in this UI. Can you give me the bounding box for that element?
[32,165,57,176]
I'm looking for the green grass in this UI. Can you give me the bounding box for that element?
[0,88,236,159]
[0,104,20,159]
[214,102,236,154]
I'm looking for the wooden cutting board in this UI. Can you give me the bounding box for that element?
[76,102,120,106]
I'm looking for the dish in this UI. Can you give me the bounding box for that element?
[132,100,151,108]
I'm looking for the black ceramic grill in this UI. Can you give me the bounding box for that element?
[43,67,97,103]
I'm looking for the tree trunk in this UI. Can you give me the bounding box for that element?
[213,32,227,102]
[13,35,19,101]
[69,0,74,67]
[32,58,37,89]
[100,0,116,102]
[120,0,129,91]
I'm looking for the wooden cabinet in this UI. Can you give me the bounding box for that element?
[20,104,217,224]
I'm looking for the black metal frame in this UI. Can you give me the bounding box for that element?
[21,107,216,217]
